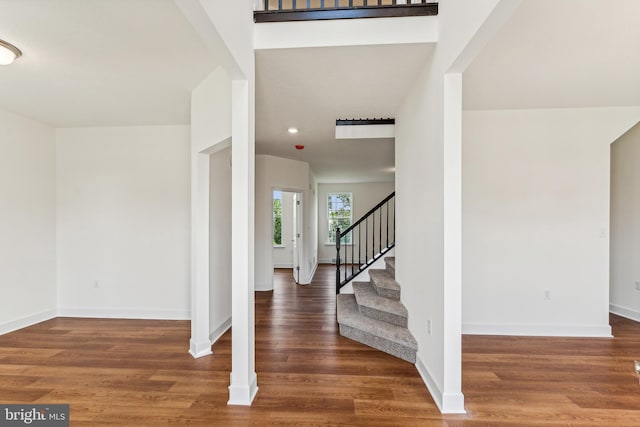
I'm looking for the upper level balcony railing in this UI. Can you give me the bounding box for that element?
[254,0,438,23]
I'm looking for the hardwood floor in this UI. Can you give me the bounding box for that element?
[0,265,639,425]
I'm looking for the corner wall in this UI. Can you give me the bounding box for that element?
[56,126,191,319]
[0,109,57,333]
[611,121,640,320]
[395,0,517,414]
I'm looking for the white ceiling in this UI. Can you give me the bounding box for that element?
[0,0,217,127]
[464,0,640,110]
[255,44,434,183]
[6,1,635,183]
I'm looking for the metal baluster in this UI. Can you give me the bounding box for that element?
[278,0,282,10]
[351,230,354,277]
[336,227,341,294]
[372,210,375,262]
[365,217,368,265]
[386,199,389,249]
[379,207,382,254]
[293,0,296,9]
[358,223,361,271]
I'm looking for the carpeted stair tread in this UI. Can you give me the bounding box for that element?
[337,294,417,363]
[352,282,408,327]
[385,257,395,277]
[369,269,400,300]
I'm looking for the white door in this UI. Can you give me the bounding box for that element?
[292,193,302,283]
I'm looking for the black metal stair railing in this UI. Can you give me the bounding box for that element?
[255,1,438,23]
[336,191,395,294]
[262,0,433,11]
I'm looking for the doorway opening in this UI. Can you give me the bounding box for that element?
[272,189,303,284]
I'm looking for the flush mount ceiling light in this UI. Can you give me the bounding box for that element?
[0,39,22,65]
[287,127,298,134]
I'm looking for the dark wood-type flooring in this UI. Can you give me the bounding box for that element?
[1,265,640,425]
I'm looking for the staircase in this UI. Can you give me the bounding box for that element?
[337,256,418,363]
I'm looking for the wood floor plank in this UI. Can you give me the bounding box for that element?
[1,265,640,425]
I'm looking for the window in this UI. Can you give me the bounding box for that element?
[327,192,352,244]
[273,191,282,246]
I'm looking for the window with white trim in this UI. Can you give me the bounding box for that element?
[273,191,282,246]
[327,192,352,244]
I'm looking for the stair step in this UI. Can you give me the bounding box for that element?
[385,257,395,278]
[353,282,407,327]
[369,269,400,300]
[337,294,417,363]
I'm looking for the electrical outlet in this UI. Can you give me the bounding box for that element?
[635,281,640,291]
[427,320,432,335]
[544,289,551,300]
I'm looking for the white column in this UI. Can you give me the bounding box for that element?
[442,72,464,413]
[189,151,213,358]
[228,79,258,405]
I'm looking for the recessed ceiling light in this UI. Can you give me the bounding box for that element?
[0,39,22,66]
[288,127,298,134]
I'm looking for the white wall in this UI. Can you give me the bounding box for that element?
[56,126,191,319]
[192,67,232,154]
[317,182,395,263]
[463,108,640,337]
[395,0,515,413]
[610,122,640,321]
[210,146,232,341]
[255,155,317,290]
[0,109,57,334]
[273,191,294,268]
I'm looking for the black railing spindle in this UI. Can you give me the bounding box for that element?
[386,200,389,248]
[358,222,362,270]
[372,210,375,261]
[335,227,341,294]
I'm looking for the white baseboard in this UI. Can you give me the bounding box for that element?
[228,372,259,406]
[189,338,213,358]
[415,356,466,414]
[255,282,273,292]
[462,322,612,338]
[298,261,318,285]
[273,263,293,269]
[210,317,232,344]
[610,303,640,323]
[57,307,190,320]
[0,309,57,336]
